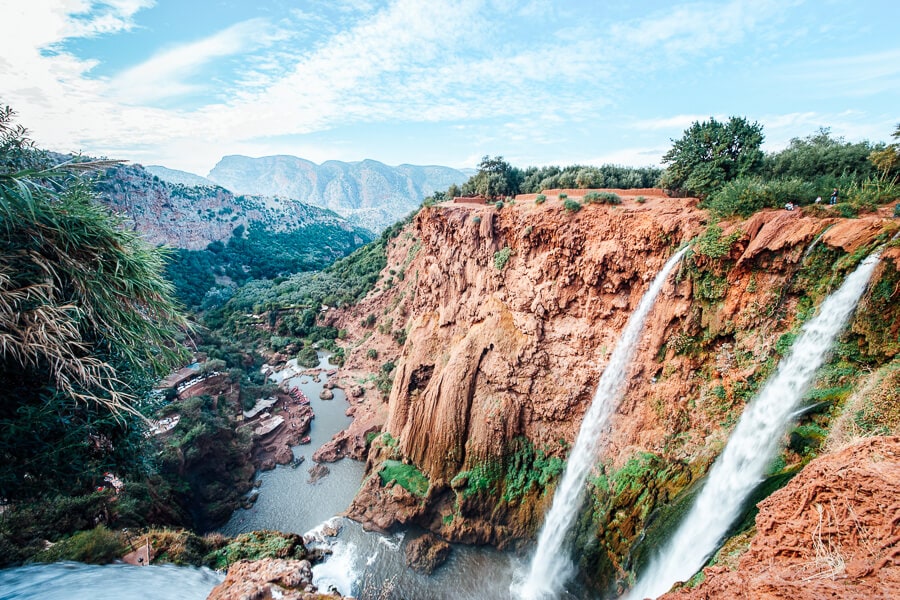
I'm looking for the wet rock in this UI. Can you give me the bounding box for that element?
[207,558,352,600]
[319,388,334,400]
[259,458,276,472]
[323,381,335,390]
[349,385,364,398]
[307,463,330,484]
[405,533,451,574]
[274,445,294,465]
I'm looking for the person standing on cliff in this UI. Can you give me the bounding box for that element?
[830,188,839,205]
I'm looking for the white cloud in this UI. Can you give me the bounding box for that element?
[632,114,722,131]
[108,18,280,103]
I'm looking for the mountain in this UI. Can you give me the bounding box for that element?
[94,162,369,251]
[207,155,471,232]
[145,164,217,187]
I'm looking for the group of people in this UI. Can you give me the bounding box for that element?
[786,188,839,211]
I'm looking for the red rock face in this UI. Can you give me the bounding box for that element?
[659,436,900,600]
[326,194,897,554]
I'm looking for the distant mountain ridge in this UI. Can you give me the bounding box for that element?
[94,162,370,251]
[145,164,217,187]
[207,155,471,232]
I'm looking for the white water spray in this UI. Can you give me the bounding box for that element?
[515,246,689,600]
[630,251,882,600]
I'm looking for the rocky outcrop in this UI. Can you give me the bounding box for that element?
[659,436,900,600]
[207,558,349,600]
[405,533,451,574]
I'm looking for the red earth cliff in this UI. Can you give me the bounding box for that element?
[658,436,900,600]
[320,192,898,590]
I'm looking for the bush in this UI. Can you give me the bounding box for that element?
[563,198,582,213]
[495,200,504,210]
[636,196,647,204]
[584,191,621,205]
[894,203,900,218]
[366,348,378,360]
[535,194,546,205]
[559,193,568,200]
[33,525,126,564]
[472,215,482,224]
[494,246,512,270]
[706,177,815,218]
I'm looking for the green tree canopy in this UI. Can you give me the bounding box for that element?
[462,155,524,199]
[767,128,881,181]
[660,116,765,198]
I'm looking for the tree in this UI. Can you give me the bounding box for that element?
[0,106,188,498]
[868,123,900,182]
[463,155,524,199]
[660,116,765,198]
[768,128,880,181]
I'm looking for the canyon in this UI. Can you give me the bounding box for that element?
[315,190,899,596]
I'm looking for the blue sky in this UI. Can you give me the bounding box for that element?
[1,0,898,176]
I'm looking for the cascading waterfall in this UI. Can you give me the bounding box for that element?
[514,246,689,600]
[629,251,882,600]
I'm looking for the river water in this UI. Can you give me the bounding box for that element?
[220,352,366,536]
[0,352,586,599]
[0,562,222,600]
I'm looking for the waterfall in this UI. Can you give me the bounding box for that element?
[629,251,882,600]
[514,246,688,600]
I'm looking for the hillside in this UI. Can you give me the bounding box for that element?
[206,155,470,232]
[315,190,899,596]
[94,162,368,250]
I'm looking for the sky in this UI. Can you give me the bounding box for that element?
[1,0,898,176]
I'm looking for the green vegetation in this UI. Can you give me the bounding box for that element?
[494,246,512,270]
[535,194,547,204]
[205,530,310,570]
[166,221,373,309]
[584,191,622,205]
[452,438,566,503]
[660,119,898,217]
[693,225,741,259]
[0,107,187,502]
[32,525,126,564]
[563,198,582,213]
[661,116,765,198]
[378,460,430,497]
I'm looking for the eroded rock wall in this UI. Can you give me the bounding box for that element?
[332,193,898,586]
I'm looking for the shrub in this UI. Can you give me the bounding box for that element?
[535,194,547,205]
[563,198,582,213]
[366,348,378,360]
[894,203,900,218]
[584,191,622,205]
[495,201,504,210]
[636,196,647,204]
[523,225,533,237]
[33,525,126,564]
[694,225,741,259]
[559,193,568,200]
[472,215,482,224]
[706,177,815,218]
[494,246,512,270]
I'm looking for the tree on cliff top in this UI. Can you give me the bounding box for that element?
[462,155,524,199]
[660,116,765,198]
[0,106,188,499]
